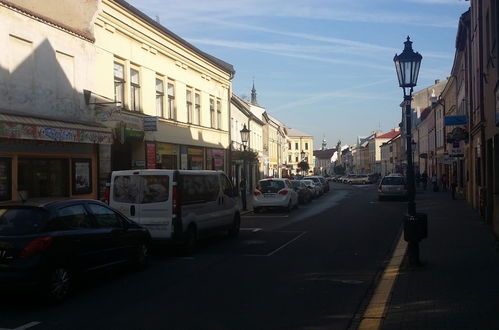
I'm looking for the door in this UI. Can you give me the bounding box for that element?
[86,203,133,266]
[110,174,142,224]
[219,174,237,226]
[139,175,172,239]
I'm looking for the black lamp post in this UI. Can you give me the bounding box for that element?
[240,124,250,210]
[394,36,426,266]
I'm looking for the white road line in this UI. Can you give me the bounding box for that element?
[240,228,262,232]
[267,231,307,256]
[246,215,289,218]
[0,322,42,330]
[244,231,307,257]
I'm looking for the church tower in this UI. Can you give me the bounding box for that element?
[251,81,258,105]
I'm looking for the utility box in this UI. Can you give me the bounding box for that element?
[404,213,428,242]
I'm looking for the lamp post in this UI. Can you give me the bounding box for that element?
[240,124,250,210]
[394,36,426,267]
[300,150,306,175]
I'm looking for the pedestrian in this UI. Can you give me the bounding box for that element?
[431,174,438,192]
[240,178,247,210]
[415,171,421,188]
[441,174,448,192]
[421,171,428,191]
[451,174,457,200]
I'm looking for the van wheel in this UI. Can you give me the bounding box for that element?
[183,225,197,253]
[228,214,240,237]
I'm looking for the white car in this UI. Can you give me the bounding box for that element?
[378,174,407,200]
[302,179,321,198]
[253,178,299,212]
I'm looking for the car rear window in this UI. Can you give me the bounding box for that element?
[382,177,405,185]
[0,207,49,235]
[259,180,285,192]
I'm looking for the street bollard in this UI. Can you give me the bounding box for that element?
[403,213,427,266]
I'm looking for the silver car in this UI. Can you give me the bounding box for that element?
[378,174,407,200]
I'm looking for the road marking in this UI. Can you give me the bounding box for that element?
[243,231,307,257]
[0,322,42,330]
[358,231,407,330]
[240,228,262,232]
[246,215,290,218]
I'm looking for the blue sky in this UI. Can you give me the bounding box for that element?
[127,0,470,148]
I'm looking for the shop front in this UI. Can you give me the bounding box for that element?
[0,114,113,201]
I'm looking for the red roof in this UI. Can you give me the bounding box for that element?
[376,130,400,139]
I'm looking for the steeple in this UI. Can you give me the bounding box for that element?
[321,135,327,150]
[251,80,258,105]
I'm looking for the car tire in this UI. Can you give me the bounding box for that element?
[228,213,240,237]
[183,225,197,254]
[44,266,72,304]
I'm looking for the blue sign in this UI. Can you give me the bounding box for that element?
[444,115,467,126]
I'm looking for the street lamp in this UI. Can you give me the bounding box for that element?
[394,36,426,267]
[239,124,250,210]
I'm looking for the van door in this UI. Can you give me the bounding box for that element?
[110,174,142,223]
[138,174,172,239]
[219,174,238,226]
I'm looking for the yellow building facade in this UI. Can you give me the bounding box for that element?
[91,0,234,175]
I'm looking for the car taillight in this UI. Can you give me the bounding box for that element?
[278,189,288,195]
[172,185,179,215]
[253,189,262,196]
[20,236,53,258]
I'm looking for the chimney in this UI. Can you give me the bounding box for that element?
[435,79,440,84]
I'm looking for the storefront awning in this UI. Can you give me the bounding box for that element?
[0,113,113,144]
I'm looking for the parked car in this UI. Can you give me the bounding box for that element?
[253,178,299,212]
[303,176,327,194]
[110,170,240,249]
[378,174,407,200]
[0,199,151,303]
[301,179,321,198]
[349,174,370,185]
[291,180,312,204]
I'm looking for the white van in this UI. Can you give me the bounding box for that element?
[109,170,240,247]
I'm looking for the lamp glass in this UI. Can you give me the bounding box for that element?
[240,124,250,144]
[393,37,422,88]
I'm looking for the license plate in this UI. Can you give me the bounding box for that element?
[263,194,275,198]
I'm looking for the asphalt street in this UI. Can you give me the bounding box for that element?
[1,182,407,330]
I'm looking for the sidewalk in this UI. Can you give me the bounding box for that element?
[381,188,499,329]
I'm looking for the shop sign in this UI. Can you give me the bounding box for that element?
[124,128,144,139]
[143,117,158,131]
[157,143,177,155]
[146,143,156,169]
[449,140,464,157]
[0,122,112,144]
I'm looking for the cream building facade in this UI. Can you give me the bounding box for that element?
[0,0,113,201]
[286,127,314,175]
[91,0,234,177]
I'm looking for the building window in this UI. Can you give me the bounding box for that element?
[288,155,291,162]
[168,82,175,120]
[295,156,298,162]
[113,62,124,107]
[194,92,201,125]
[156,78,164,117]
[210,98,215,128]
[130,68,140,111]
[216,100,222,129]
[295,142,298,150]
[288,143,291,149]
[186,89,193,123]
[305,142,308,150]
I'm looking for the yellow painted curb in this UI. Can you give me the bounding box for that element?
[358,233,407,330]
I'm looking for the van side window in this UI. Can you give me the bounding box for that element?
[142,175,169,203]
[204,175,219,201]
[181,175,207,204]
[113,175,141,203]
[221,174,235,197]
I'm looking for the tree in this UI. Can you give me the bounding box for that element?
[298,160,310,174]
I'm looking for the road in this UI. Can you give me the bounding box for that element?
[1,182,407,330]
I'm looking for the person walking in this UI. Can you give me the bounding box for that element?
[441,174,448,192]
[431,173,438,192]
[240,178,247,210]
[421,171,428,191]
[451,174,457,200]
